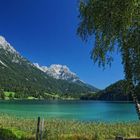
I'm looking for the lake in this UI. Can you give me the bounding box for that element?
[0,100,138,122]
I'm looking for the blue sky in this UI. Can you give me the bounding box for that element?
[0,0,124,89]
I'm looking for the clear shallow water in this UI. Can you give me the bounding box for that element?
[0,100,138,122]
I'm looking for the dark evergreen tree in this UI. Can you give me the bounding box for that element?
[0,88,5,99]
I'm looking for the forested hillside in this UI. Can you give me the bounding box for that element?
[81,80,140,101]
[0,36,98,99]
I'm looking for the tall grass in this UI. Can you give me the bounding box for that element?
[0,114,139,140]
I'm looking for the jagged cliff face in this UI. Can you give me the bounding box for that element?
[34,63,79,82]
[0,36,31,65]
[0,36,20,65]
[0,36,17,54]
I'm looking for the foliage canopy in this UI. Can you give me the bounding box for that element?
[77,0,140,85]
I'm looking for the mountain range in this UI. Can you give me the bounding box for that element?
[1,36,139,101]
[0,36,98,99]
[34,63,80,82]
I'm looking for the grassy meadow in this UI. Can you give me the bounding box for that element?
[0,114,139,140]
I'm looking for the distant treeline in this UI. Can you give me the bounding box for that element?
[80,80,140,101]
[1,74,140,101]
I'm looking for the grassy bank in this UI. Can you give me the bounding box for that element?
[0,114,139,140]
[2,91,77,100]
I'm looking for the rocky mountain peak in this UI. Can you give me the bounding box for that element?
[0,36,18,54]
[34,63,79,82]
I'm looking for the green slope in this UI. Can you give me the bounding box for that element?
[0,46,97,99]
[98,80,140,101]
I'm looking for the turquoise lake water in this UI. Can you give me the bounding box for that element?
[0,100,138,122]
